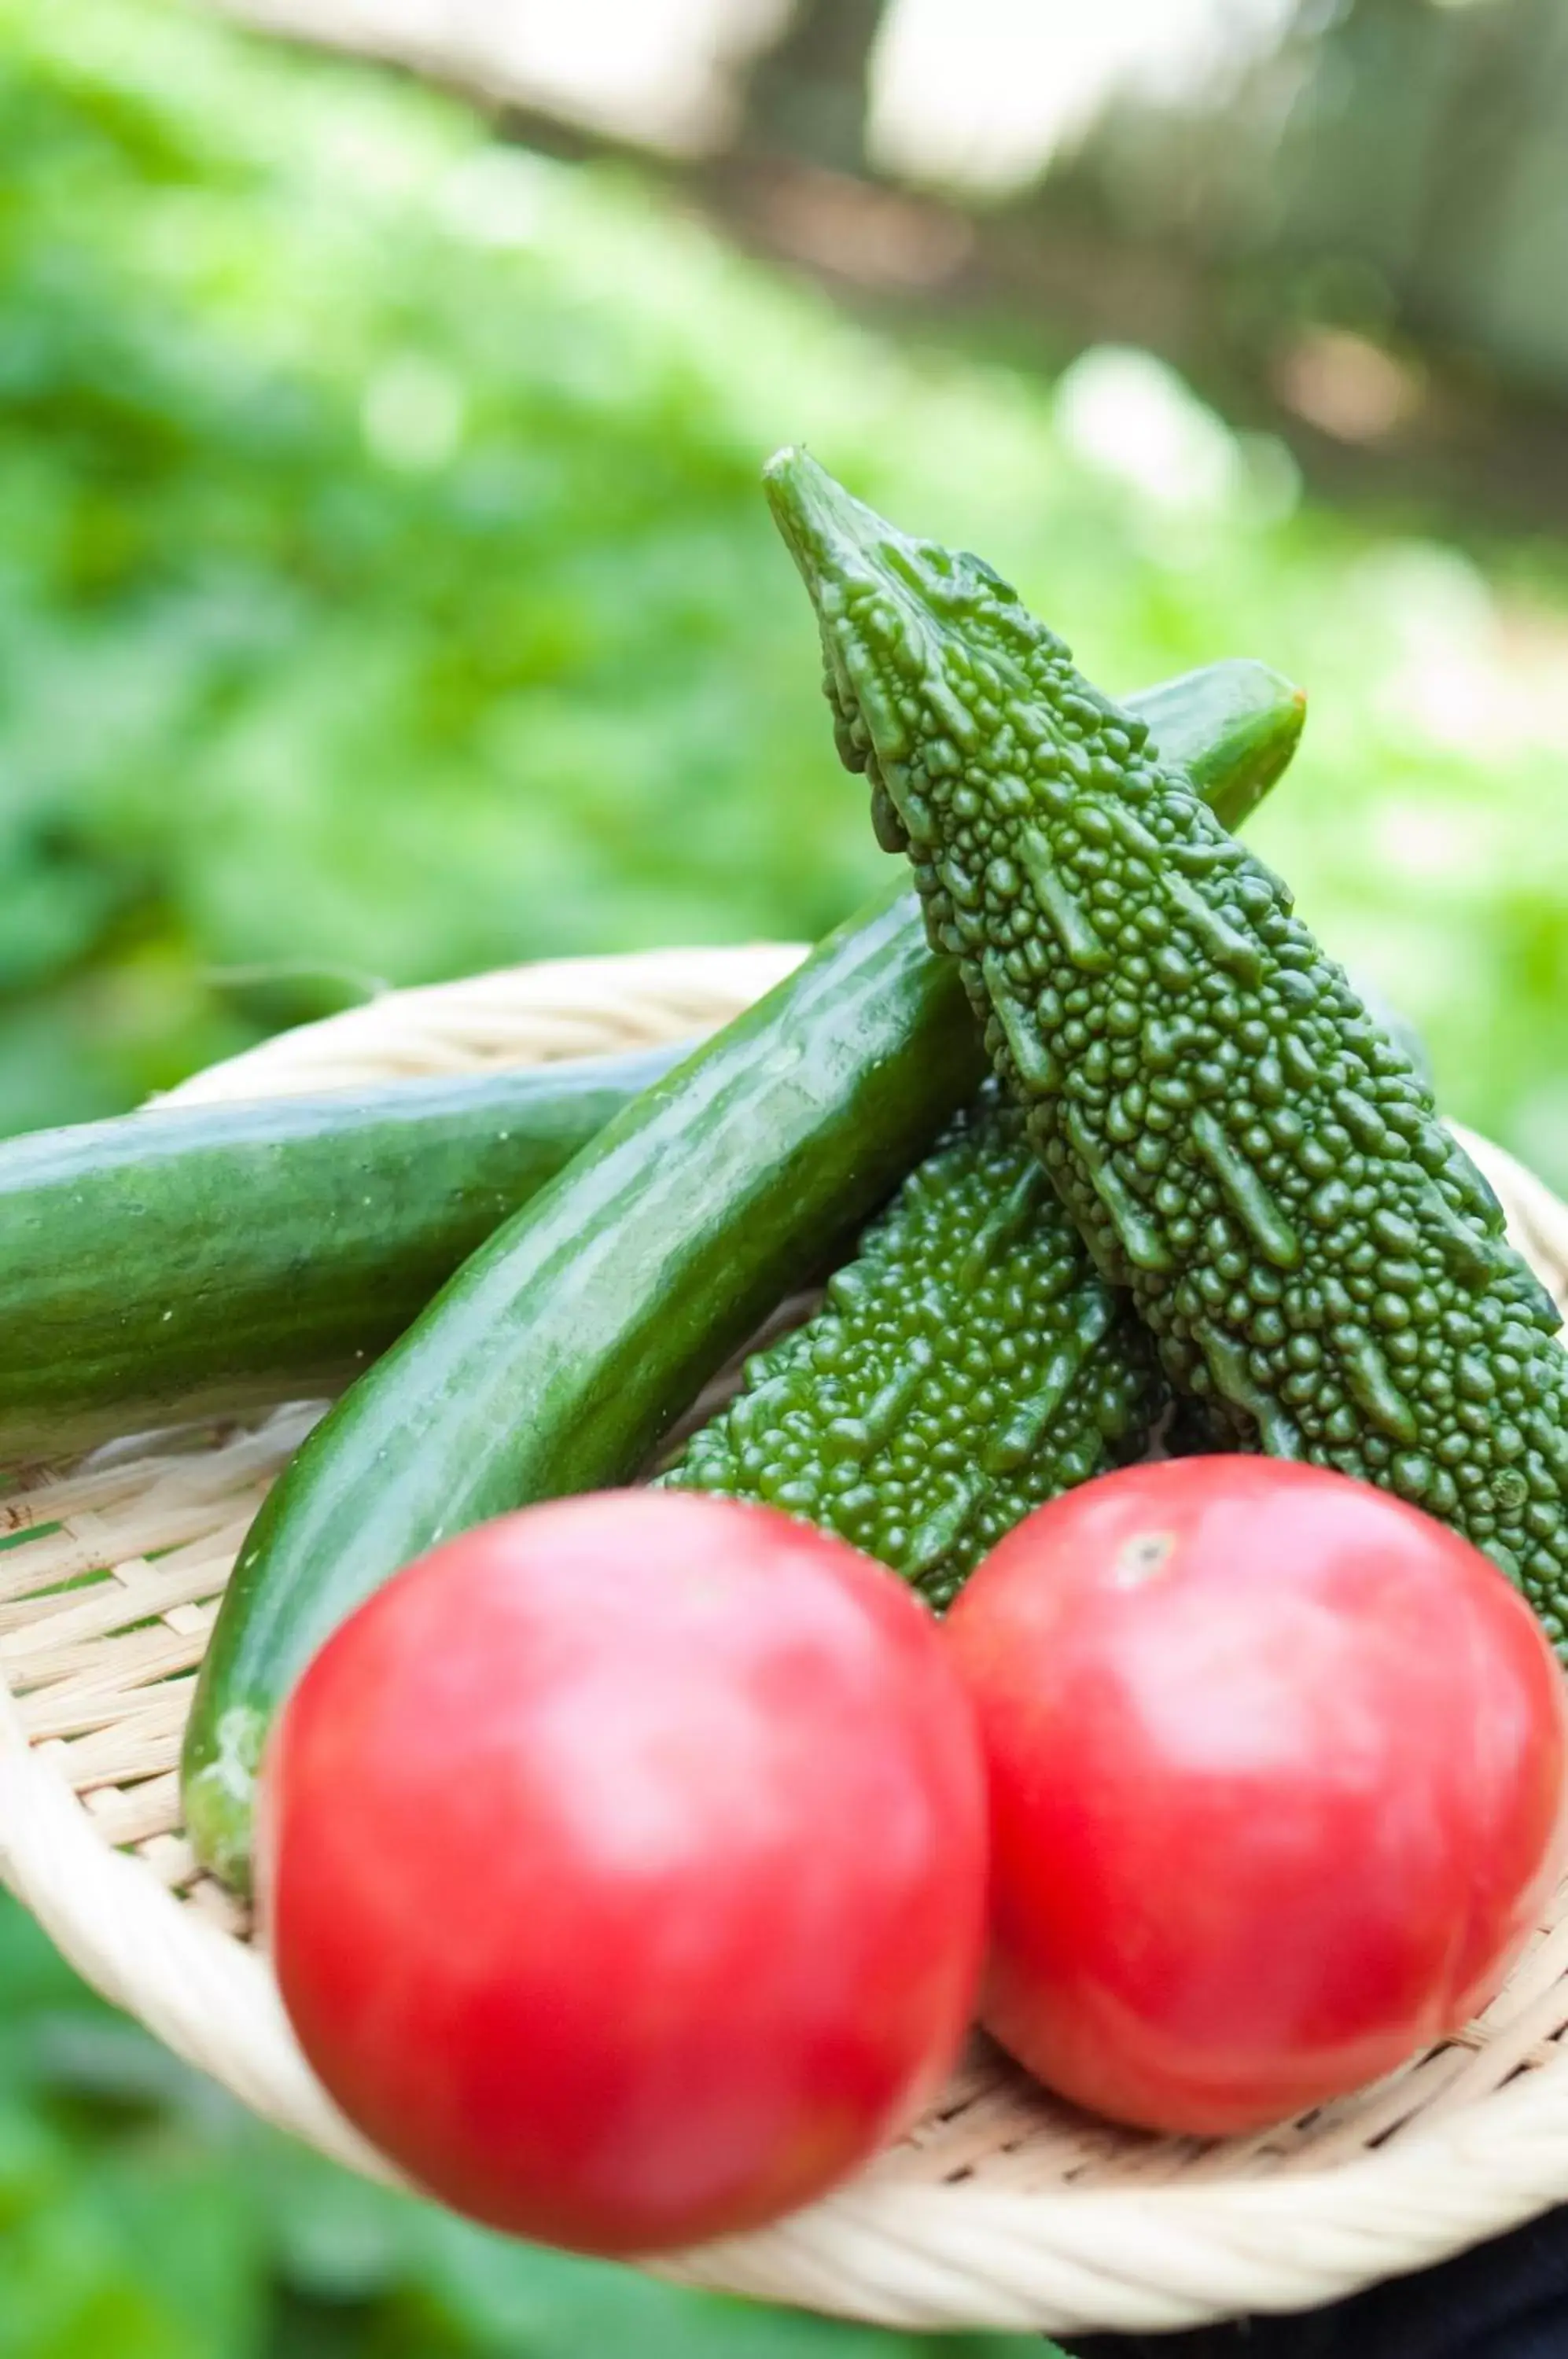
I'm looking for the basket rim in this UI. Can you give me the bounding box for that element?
[6,943,1568,2339]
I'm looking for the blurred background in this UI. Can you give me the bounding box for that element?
[2,0,1564,2348]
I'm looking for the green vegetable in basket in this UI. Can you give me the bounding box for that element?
[182,657,1305,1891]
[183,881,983,1892]
[661,1082,1163,1604]
[0,668,1309,1474]
[764,448,1568,1640]
[661,670,1305,1604]
[0,1047,686,1463]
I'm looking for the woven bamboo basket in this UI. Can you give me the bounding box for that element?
[5,942,1568,2343]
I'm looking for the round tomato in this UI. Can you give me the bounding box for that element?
[944,1457,1568,2137]
[261,1490,986,2254]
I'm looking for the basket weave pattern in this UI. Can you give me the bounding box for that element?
[5,944,1568,2338]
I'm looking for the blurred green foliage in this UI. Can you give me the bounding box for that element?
[0,1893,1030,2359]
[5,0,1568,1180]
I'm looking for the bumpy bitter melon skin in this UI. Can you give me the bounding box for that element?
[659,673,1301,1591]
[764,449,1568,1641]
[662,1084,1161,1605]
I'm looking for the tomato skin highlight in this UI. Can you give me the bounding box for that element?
[262,1491,987,2254]
[944,1458,1568,2137]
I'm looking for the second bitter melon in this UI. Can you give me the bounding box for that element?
[663,1084,1161,1604]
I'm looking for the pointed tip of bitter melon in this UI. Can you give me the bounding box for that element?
[763,446,894,593]
[764,451,1079,848]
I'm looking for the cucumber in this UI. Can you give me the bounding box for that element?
[181,657,1306,1891]
[0,1047,684,1464]
[1133,662,1304,830]
[183,880,984,1890]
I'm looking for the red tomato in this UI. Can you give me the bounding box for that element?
[262,1491,986,2254]
[944,1458,1568,2137]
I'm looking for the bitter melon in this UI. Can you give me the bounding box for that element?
[662,1084,1161,1604]
[765,449,1568,1642]
[658,683,1300,1599]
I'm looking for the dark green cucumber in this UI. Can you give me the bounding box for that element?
[765,449,1568,1640]
[182,657,1305,1891]
[182,880,983,1890]
[661,1083,1163,1604]
[0,1047,685,1464]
